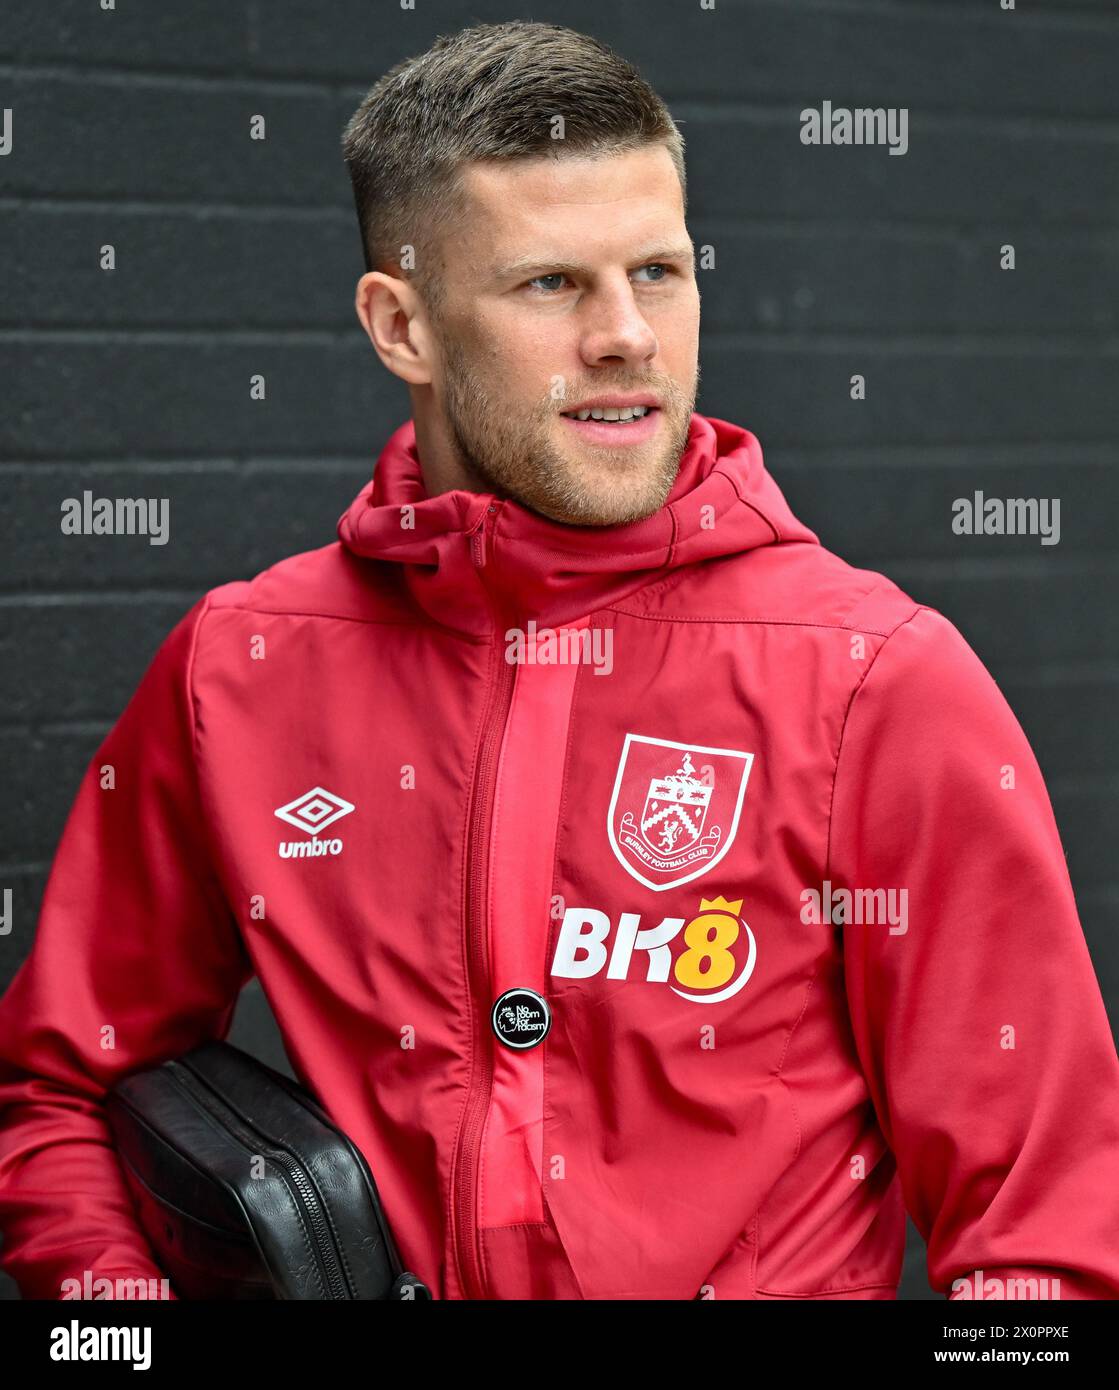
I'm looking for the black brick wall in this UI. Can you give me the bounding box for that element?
[1,0,1116,1303]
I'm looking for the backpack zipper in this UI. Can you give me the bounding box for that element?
[166,1060,353,1300]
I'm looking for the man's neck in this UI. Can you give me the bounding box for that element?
[411,397,488,500]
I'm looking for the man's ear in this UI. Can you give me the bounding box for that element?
[355,270,436,386]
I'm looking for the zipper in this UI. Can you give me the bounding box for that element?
[166,1060,353,1300]
[450,502,518,1300]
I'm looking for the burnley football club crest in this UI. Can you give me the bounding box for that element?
[607,734,755,891]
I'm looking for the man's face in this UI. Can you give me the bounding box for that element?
[424,145,700,526]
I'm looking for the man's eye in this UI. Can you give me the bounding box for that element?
[527,273,567,293]
[525,265,671,293]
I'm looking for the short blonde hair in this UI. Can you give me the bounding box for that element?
[341,21,687,310]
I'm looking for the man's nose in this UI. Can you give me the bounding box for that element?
[578,282,659,368]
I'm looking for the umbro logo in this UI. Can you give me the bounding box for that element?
[275,786,354,858]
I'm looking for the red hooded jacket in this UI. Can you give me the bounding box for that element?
[1,413,1117,1300]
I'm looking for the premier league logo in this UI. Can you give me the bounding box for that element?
[607,734,754,891]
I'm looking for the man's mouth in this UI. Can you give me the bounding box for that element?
[561,404,654,424]
[558,400,663,445]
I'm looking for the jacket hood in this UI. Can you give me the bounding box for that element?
[338,412,818,635]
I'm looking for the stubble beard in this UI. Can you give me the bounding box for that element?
[437,331,698,527]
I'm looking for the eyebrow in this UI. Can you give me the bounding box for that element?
[491,243,696,281]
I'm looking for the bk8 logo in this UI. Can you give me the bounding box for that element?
[550,895,757,1004]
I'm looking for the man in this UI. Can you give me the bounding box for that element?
[1,21,1117,1302]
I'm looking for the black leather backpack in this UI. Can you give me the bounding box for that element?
[106,1040,430,1300]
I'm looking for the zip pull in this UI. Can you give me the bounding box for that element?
[470,502,499,569]
[389,1271,433,1301]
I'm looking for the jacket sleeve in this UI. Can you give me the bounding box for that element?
[831,605,1119,1300]
[0,595,253,1299]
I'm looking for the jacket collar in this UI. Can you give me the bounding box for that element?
[338,413,818,637]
